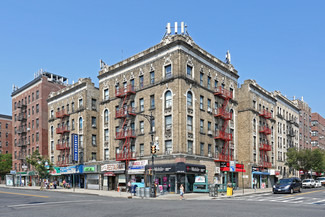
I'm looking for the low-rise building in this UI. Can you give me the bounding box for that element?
[0,114,12,155]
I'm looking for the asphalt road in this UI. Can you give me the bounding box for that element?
[0,187,324,217]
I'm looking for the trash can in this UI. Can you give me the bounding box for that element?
[227,187,233,196]
[140,187,145,198]
[135,187,139,197]
[209,184,215,197]
[145,187,150,198]
[214,184,218,197]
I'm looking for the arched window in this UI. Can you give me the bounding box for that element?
[79,117,83,130]
[104,109,109,124]
[187,92,192,107]
[165,91,172,108]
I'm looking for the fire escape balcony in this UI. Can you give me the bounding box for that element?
[17,114,27,122]
[17,126,27,134]
[116,150,136,161]
[259,126,271,135]
[287,129,295,137]
[214,108,232,120]
[115,84,136,98]
[17,140,27,147]
[214,86,233,99]
[259,143,272,151]
[17,103,27,109]
[18,154,25,160]
[115,107,137,118]
[259,109,272,119]
[214,153,234,162]
[56,126,70,134]
[56,109,70,118]
[260,161,272,168]
[214,130,232,141]
[115,129,136,140]
[56,143,70,150]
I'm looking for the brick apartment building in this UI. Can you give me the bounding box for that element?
[292,97,312,150]
[311,112,325,150]
[11,71,67,185]
[0,114,12,155]
[97,23,239,193]
[47,78,99,189]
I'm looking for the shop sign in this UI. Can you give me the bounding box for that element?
[220,162,227,167]
[10,170,16,175]
[84,166,96,173]
[104,172,115,177]
[59,165,83,174]
[269,169,275,175]
[186,165,206,173]
[101,163,125,172]
[195,176,206,183]
[73,134,78,162]
[215,167,220,174]
[128,160,148,174]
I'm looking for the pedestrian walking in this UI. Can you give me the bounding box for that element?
[180,184,184,200]
[53,180,57,189]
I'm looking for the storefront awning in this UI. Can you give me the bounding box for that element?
[104,172,115,177]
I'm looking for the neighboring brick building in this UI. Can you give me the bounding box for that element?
[311,112,325,150]
[292,97,311,150]
[0,114,12,155]
[98,24,239,192]
[11,71,67,185]
[47,78,99,188]
[273,91,300,179]
[237,80,276,189]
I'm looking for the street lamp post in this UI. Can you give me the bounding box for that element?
[137,111,156,197]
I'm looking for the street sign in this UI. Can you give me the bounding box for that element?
[10,170,16,175]
[73,134,78,162]
[230,166,235,172]
[242,175,248,178]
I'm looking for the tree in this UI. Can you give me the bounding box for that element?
[26,150,53,187]
[311,149,325,173]
[0,154,12,180]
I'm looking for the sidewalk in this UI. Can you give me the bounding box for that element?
[0,184,272,200]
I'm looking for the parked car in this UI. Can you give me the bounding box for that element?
[302,179,316,188]
[316,177,325,186]
[273,177,302,194]
[315,180,322,188]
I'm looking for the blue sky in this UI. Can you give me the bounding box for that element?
[1,0,324,117]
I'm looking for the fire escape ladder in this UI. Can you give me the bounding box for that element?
[259,109,271,168]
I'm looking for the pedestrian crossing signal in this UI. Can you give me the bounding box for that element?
[151,145,156,154]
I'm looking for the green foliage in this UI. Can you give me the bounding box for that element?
[26,150,53,179]
[286,148,325,174]
[0,154,12,177]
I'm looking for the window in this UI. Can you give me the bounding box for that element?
[165,140,172,153]
[165,115,172,131]
[50,110,54,119]
[72,119,75,130]
[51,126,53,138]
[165,64,172,78]
[150,71,155,84]
[32,93,34,101]
[91,152,97,161]
[92,135,97,146]
[165,91,172,108]
[36,104,39,113]
[253,100,256,109]
[51,141,54,152]
[104,89,109,101]
[187,65,192,77]
[200,73,203,85]
[187,92,192,107]
[200,96,204,110]
[187,116,193,131]
[140,144,144,156]
[200,119,204,133]
[32,120,34,129]
[207,99,211,110]
[36,90,39,99]
[188,141,193,154]
[79,135,83,148]
[115,83,120,94]
[92,117,97,128]
[104,149,109,161]
[140,121,144,134]
[207,76,211,89]
[208,121,211,131]
[14,102,17,110]
[139,98,144,112]
[36,132,39,142]
[151,118,155,132]
[71,102,75,112]
[91,99,97,110]
[79,117,83,130]
[208,144,212,156]
[36,118,39,129]
[79,99,83,109]
[32,106,34,115]
[104,109,109,124]
[139,75,144,89]
[104,129,109,141]
[200,143,204,156]
[150,95,155,109]
[67,104,69,113]
[28,95,30,103]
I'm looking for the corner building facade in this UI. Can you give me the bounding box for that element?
[98,33,239,193]
[0,114,12,154]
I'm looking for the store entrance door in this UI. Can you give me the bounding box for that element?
[169,175,176,193]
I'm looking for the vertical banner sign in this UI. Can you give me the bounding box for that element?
[73,134,78,162]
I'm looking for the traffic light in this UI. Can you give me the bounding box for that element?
[151,145,156,154]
